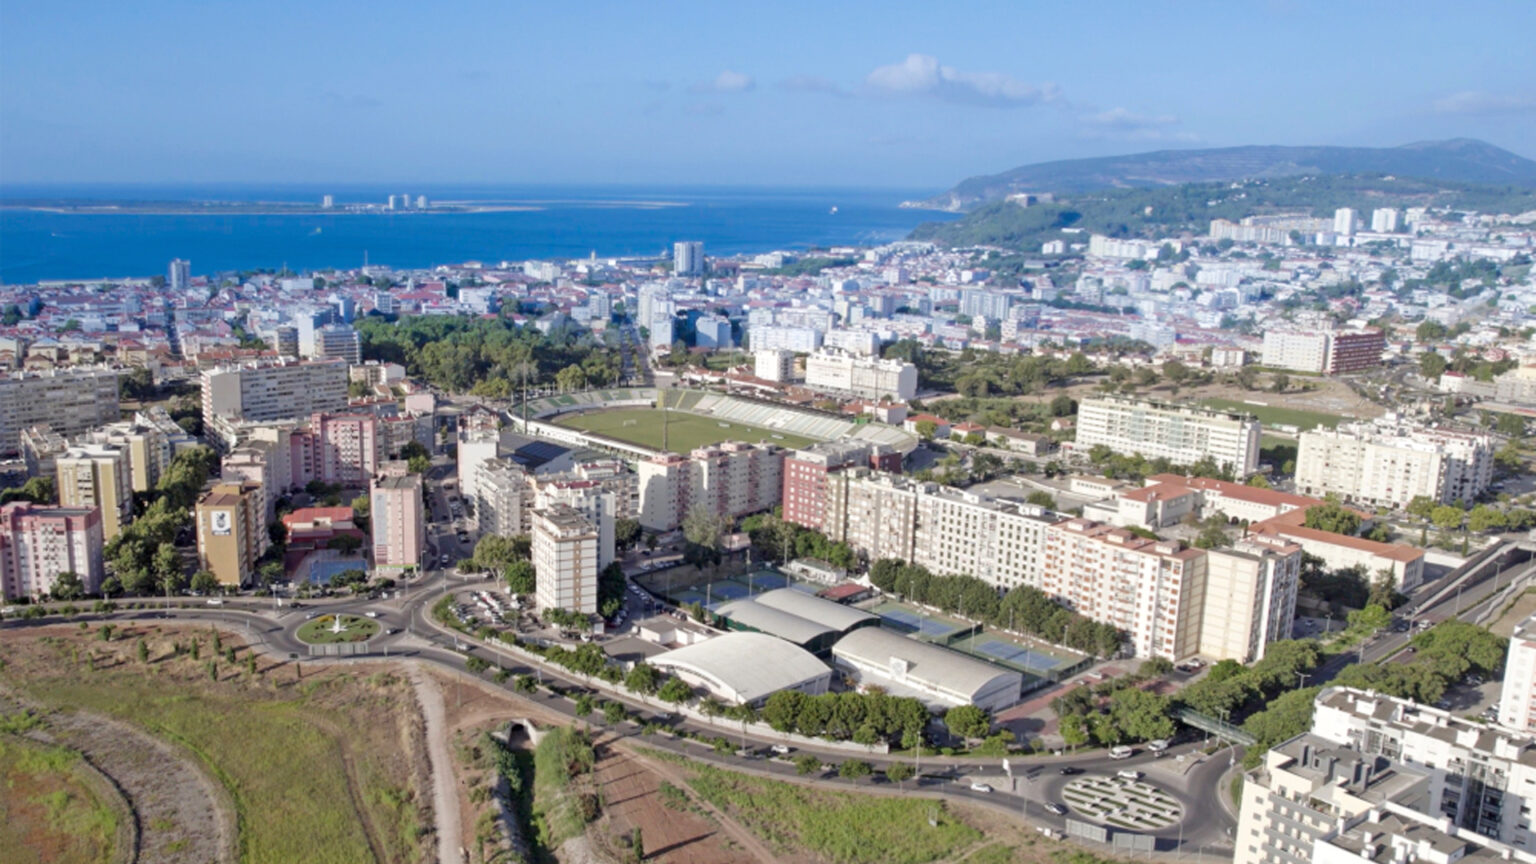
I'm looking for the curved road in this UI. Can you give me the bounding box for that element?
[5,578,1239,858]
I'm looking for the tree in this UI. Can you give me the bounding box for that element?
[1419,352,1448,379]
[615,518,641,549]
[885,761,912,786]
[914,420,938,441]
[1347,604,1392,635]
[943,704,991,742]
[0,476,55,505]
[1468,504,1508,534]
[1416,320,1447,342]
[838,760,873,782]
[327,534,364,555]
[1232,366,1259,390]
[99,576,122,598]
[1303,502,1362,536]
[795,754,821,775]
[657,676,692,704]
[1496,413,1526,438]
[190,570,221,595]
[153,542,184,593]
[504,560,536,594]
[625,662,659,695]
[1164,359,1191,385]
[1025,490,1056,509]
[1109,688,1175,742]
[1407,496,1437,521]
[51,571,85,601]
[1059,713,1090,750]
[1431,505,1466,532]
[1193,514,1230,550]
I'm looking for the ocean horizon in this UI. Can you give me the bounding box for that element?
[0,183,959,284]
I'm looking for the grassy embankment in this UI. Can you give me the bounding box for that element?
[0,731,122,864]
[2,627,430,864]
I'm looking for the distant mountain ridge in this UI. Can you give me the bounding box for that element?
[909,139,1536,211]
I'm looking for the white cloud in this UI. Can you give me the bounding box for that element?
[1079,107,1179,131]
[1432,90,1536,115]
[865,54,1058,107]
[692,70,755,94]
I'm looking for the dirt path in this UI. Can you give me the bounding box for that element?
[633,747,781,864]
[0,690,237,864]
[410,665,463,864]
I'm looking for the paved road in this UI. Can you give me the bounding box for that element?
[5,585,1240,856]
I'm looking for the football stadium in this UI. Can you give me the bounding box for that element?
[511,387,919,456]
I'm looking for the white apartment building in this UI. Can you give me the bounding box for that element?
[636,442,783,532]
[1372,207,1401,233]
[1499,613,1536,733]
[534,480,616,569]
[748,325,822,353]
[804,350,917,402]
[533,504,598,614]
[1296,419,1494,508]
[1235,732,1432,864]
[822,328,881,357]
[1262,330,1330,374]
[1041,519,1207,660]
[1335,207,1360,236]
[1310,687,1536,847]
[821,471,1059,592]
[474,458,529,538]
[754,349,794,382]
[457,428,501,503]
[1200,537,1301,663]
[673,241,704,276]
[0,367,121,456]
[201,359,349,449]
[313,324,362,365]
[1075,396,1261,476]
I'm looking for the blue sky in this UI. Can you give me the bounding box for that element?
[2,0,1533,189]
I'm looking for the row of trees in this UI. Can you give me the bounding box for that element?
[355,314,622,396]
[760,688,931,747]
[103,447,220,596]
[1085,443,1236,484]
[869,560,1123,658]
[738,513,858,571]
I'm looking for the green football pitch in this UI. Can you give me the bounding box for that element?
[552,407,817,452]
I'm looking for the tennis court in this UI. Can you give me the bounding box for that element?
[949,632,1077,676]
[863,599,969,639]
[638,566,801,611]
[307,558,368,585]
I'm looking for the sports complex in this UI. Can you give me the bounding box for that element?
[511,387,919,457]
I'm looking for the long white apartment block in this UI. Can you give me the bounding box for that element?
[637,441,782,532]
[201,358,348,449]
[1075,396,1261,476]
[0,367,122,456]
[1296,418,1494,508]
[804,349,917,402]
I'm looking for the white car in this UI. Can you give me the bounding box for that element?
[1109,745,1134,759]
[969,782,992,793]
[1117,770,1142,781]
[771,744,791,755]
[364,611,379,618]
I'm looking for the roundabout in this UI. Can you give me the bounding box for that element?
[1061,775,1183,831]
[296,614,380,644]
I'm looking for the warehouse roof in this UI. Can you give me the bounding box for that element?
[832,627,1021,702]
[751,587,877,633]
[714,598,836,646]
[649,632,831,704]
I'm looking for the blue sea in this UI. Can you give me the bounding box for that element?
[0,184,957,284]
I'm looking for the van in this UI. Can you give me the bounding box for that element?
[1109,746,1134,760]
[206,598,224,606]
[1117,769,1142,781]
[1147,739,1169,752]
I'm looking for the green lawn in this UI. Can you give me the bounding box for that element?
[0,737,120,864]
[677,759,982,864]
[552,407,816,452]
[296,615,379,644]
[1203,398,1343,431]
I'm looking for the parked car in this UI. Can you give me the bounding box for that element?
[969,782,992,793]
[771,744,791,755]
[1045,803,1068,815]
[1117,770,1142,781]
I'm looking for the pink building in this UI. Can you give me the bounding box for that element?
[370,473,425,574]
[0,502,105,600]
